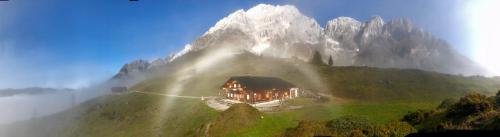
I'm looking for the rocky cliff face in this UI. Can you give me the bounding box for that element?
[115,4,486,78]
[188,4,485,75]
[113,60,150,79]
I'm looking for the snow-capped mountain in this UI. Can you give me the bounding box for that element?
[193,4,322,61]
[189,4,484,75]
[115,4,486,78]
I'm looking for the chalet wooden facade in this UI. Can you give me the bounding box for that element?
[220,76,299,104]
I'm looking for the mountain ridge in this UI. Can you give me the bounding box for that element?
[115,4,487,79]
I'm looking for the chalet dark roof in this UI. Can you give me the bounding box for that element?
[223,76,295,91]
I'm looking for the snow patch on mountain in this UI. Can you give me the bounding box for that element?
[203,4,322,54]
[169,44,194,62]
[251,41,270,55]
[116,4,487,78]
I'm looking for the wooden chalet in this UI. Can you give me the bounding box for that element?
[220,76,299,104]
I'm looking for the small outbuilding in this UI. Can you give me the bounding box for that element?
[220,76,299,104]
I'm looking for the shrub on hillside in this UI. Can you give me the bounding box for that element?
[481,115,500,130]
[371,121,417,137]
[446,93,494,118]
[285,116,416,137]
[496,90,500,108]
[326,115,374,132]
[283,121,332,137]
[402,110,430,125]
[437,98,457,109]
[404,91,500,132]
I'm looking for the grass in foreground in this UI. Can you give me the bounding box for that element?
[205,97,438,137]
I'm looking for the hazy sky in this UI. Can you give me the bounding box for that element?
[0,0,497,89]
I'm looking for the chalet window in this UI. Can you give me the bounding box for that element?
[246,94,249,100]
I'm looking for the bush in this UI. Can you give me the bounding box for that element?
[286,116,417,137]
[437,98,457,109]
[349,129,366,137]
[482,115,500,130]
[326,115,374,132]
[403,92,500,132]
[372,121,417,137]
[495,90,500,108]
[402,110,427,125]
[283,121,331,137]
[446,93,494,118]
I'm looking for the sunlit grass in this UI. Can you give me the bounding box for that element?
[208,101,438,137]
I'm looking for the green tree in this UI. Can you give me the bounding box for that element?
[310,50,324,65]
[328,55,334,66]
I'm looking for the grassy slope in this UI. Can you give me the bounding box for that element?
[2,48,500,137]
[208,103,263,137]
[324,66,500,102]
[204,101,437,137]
[0,93,219,137]
[126,48,499,136]
[132,47,500,102]
[73,93,219,137]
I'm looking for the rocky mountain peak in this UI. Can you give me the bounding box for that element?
[114,59,150,79]
[115,4,486,79]
[383,17,415,37]
[197,4,322,57]
[325,17,362,37]
[360,16,385,40]
[368,15,385,26]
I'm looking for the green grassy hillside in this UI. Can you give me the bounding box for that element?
[324,66,500,102]
[2,47,499,137]
[0,93,218,137]
[208,103,263,137]
[132,47,500,102]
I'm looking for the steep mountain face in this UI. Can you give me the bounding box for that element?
[113,60,150,79]
[188,4,485,75]
[323,17,362,66]
[115,4,485,78]
[193,4,322,61]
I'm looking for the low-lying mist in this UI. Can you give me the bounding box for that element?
[0,75,137,125]
[0,91,74,124]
